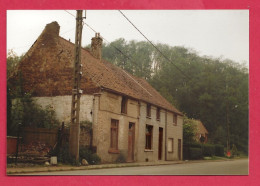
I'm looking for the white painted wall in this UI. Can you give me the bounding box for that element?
[32,95,94,125]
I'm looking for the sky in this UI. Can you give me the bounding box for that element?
[7,10,249,66]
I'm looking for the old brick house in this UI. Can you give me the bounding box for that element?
[193,120,209,144]
[10,22,183,163]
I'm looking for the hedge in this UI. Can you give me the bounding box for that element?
[202,144,215,156]
[215,144,224,156]
[189,147,203,160]
[183,143,225,160]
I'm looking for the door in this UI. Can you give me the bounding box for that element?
[158,127,163,160]
[178,139,182,160]
[127,122,135,162]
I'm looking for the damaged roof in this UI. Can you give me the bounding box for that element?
[9,21,182,115]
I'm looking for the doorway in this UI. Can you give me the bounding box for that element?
[158,127,163,160]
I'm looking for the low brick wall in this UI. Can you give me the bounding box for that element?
[7,136,20,155]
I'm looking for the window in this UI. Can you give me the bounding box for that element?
[168,138,174,153]
[156,107,160,120]
[121,96,127,114]
[147,104,151,118]
[145,125,153,149]
[173,113,177,125]
[110,119,119,151]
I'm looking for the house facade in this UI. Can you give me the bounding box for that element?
[9,22,183,163]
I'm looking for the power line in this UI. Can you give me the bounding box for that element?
[64,10,146,72]
[118,10,192,80]
[64,10,152,95]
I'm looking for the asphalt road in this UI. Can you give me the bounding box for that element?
[20,159,248,175]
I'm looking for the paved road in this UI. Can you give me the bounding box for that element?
[20,159,248,175]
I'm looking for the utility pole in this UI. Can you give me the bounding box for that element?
[225,75,231,156]
[69,10,84,162]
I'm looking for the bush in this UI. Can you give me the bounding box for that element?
[202,144,215,156]
[57,144,71,164]
[79,146,101,165]
[215,144,224,156]
[56,145,101,165]
[190,143,202,148]
[189,147,203,160]
[115,153,126,163]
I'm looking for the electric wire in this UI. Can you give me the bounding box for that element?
[118,10,192,80]
[64,10,152,96]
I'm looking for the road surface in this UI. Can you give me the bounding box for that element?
[19,159,248,175]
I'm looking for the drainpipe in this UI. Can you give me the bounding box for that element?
[165,110,167,161]
[136,100,141,162]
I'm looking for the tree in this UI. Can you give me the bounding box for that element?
[7,51,59,136]
[183,117,197,145]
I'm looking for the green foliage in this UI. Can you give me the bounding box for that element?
[57,144,71,164]
[189,147,203,160]
[190,143,202,148]
[57,145,101,165]
[79,146,101,165]
[183,117,197,145]
[7,50,24,78]
[7,51,59,135]
[10,95,59,134]
[185,143,224,159]
[231,144,238,157]
[202,144,215,157]
[215,144,225,156]
[100,39,154,80]
[115,153,126,163]
[80,120,92,132]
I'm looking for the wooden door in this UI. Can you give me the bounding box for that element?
[158,127,163,160]
[127,123,135,162]
[178,139,182,160]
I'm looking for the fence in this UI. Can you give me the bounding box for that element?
[21,126,91,147]
[22,127,59,146]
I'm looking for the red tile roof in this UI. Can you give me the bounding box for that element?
[9,22,182,115]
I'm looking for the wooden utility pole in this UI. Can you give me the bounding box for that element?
[69,10,84,162]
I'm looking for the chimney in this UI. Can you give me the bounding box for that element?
[90,33,103,60]
[41,21,60,38]
[39,22,60,46]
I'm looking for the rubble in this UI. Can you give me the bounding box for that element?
[7,141,52,165]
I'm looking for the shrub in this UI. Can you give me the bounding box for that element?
[189,147,203,160]
[190,143,202,148]
[57,144,71,164]
[56,145,101,165]
[215,144,224,156]
[183,146,189,160]
[202,144,215,156]
[115,153,126,163]
[79,146,101,165]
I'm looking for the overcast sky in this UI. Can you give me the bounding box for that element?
[7,10,249,65]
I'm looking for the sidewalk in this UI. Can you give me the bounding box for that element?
[6,158,233,175]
